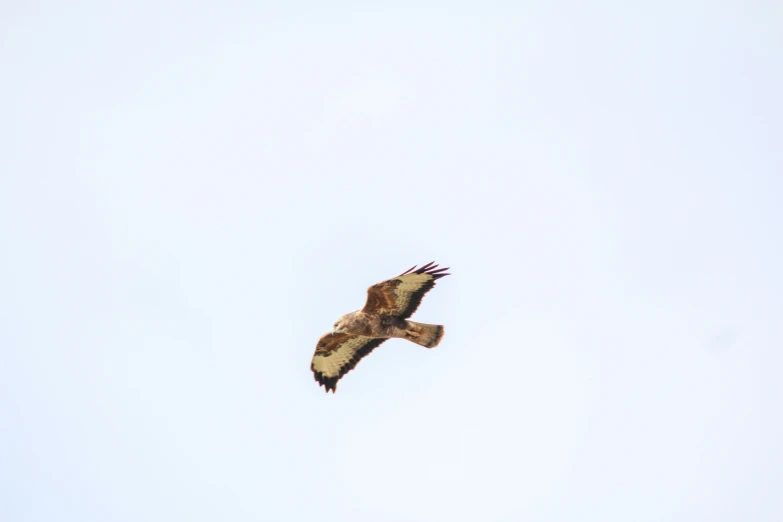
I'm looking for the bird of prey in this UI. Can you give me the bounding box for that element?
[311,262,450,393]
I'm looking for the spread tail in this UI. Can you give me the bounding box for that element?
[405,321,444,348]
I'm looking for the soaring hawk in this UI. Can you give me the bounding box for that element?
[311,262,450,393]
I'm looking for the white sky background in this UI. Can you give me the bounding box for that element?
[1,1,782,521]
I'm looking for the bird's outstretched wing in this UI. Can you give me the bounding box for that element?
[362,261,450,319]
[311,332,389,393]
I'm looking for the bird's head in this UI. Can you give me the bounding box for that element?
[332,317,348,335]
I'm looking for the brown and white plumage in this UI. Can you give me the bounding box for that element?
[311,262,450,393]
[311,334,388,393]
[362,262,450,317]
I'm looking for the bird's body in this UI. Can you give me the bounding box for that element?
[333,311,405,338]
[311,262,450,393]
[333,311,444,347]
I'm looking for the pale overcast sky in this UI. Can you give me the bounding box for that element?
[1,2,782,521]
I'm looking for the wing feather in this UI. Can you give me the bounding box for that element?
[310,332,388,393]
[362,261,450,318]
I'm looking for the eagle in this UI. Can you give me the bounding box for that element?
[311,261,450,393]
